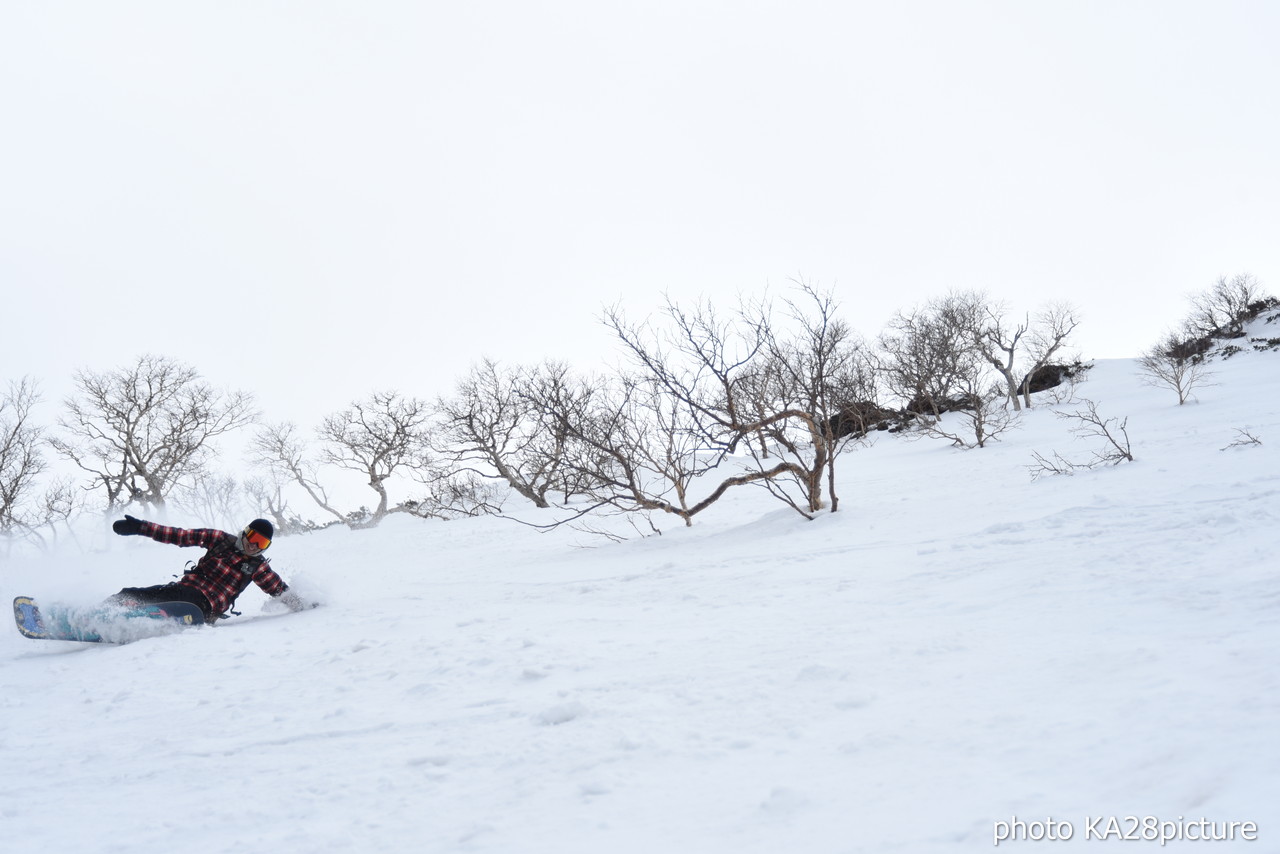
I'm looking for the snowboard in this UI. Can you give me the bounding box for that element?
[13,596,204,644]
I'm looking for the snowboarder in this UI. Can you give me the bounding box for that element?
[108,515,306,624]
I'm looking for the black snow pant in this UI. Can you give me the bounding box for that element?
[110,583,215,624]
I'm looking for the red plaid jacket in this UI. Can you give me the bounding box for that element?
[138,521,288,616]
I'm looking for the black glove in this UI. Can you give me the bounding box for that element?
[112,515,144,536]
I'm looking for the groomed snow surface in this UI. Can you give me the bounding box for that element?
[4,336,1278,853]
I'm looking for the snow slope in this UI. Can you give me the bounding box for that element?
[3,331,1278,853]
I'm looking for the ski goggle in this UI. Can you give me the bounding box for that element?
[242,528,271,550]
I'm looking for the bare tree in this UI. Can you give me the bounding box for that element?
[517,361,603,504]
[1018,302,1082,408]
[529,370,801,528]
[1138,331,1216,405]
[879,294,1017,449]
[252,399,471,530]
[601,289,860,519]
[173,472,244,529]
[249,421,348,526]
[31,476,84,552]
[1186,273,1267,338]
[243,473,296,533]
[878,296,976,420]
[0,377,48,542]
[1030,399,1134,479]
[51,355,256,510]
[965,294,1029,411]
[317,391,436,528]
[946,292,1081,411]
[436,359,579,509]
[744,284,877,512]
[929,379,1019,450]
[523,372,655,525]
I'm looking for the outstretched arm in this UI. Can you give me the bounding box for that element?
[112,515,224,549]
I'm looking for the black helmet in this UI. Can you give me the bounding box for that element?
[247,518,274,540]
[239,518,274,552]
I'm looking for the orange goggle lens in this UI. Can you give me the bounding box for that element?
[243,529,271,550]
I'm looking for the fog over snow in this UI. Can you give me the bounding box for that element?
[3,315,1278,853]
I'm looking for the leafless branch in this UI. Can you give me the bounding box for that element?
[1029,399,1134,479]
[1220,428,1262,451]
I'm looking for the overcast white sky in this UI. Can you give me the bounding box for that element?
[3,1,1278,431]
